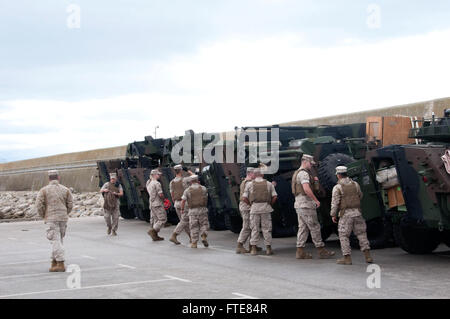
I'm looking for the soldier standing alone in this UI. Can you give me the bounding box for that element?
[293,154,335,259]
[35,170,73,272]
[100,173,123,236]
[181,175,210,248]
[169,164,193,245]
[147,169,167,241]
[242,168,277,256]
[331,166,373,265]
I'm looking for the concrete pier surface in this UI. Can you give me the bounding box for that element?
[0,217,449,299]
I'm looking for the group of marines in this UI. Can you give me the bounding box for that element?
[36,153,373,273]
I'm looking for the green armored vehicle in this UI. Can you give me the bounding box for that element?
[364,110,450,253]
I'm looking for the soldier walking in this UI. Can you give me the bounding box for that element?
[293,154,335,259]
[331,166,373,265]
[100,173,123,236]
[180,175,210,248]
[146,169,167,241]
[242,168,277,256]
[35,170,73,272]
[236,167,256,254]
[169,165,193,245]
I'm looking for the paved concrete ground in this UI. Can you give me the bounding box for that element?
[0,217,449,299]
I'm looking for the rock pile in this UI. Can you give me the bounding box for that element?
[0,190,105,220]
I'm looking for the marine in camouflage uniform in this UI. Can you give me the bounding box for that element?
[242,168,277,256]
[236,167,255,254]
[100,173,123,236]
[169,165,193,245]
[181,175,209,248]
[146,169,167,241]
[35,170,73,272]
[293,154,335,259]
[331,166,373,265]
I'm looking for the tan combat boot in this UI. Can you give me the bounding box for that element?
[147,229,159,241]
[107,227,111,235]
[191,242,198,248]
[236,243,249,254]
[54,261,66,272]
[156,231,164,241]
[250,245,258,256]
[201,234,209,247]
[49,259,58,272]
[296,247,312,259]
[317,247,335,259]
[266,245,273,256]
[170,233,181,245]
[336,255,352,265]
[364,250,373,263]
[112,230,117,236]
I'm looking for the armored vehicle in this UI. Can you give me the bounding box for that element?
[364,110,450,253]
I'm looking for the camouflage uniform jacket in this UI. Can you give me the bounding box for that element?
[242,177,277,214]
[181,184,208,216]
[36,180,73,222]
[146,179,164,207]
[330,177,363,218]
[294,170,317,209]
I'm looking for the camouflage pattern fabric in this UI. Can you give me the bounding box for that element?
[189,213,209,243]
[104,207,120,232]
[294,170,317,209]
[237,208,251,245]
[151,206,167,232]
[250,212,272,246]
[46,221,67,261]
[174,202,190,236]
[338,211,370,255]
[296,208,325,248]
[36,180,73,222]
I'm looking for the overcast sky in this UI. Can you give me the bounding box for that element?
[1,0,450,162]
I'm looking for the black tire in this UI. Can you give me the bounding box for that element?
[119,206,136,220]
[273,223,298,238]
[207,201,227,231]
[393,218,441,254]
[350,217,395,250]
[318,153,356,193]
[224,213,243,234]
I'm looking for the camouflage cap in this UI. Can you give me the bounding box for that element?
[48,170,59,177]
[109,173,117,179]
[336,166,348,174]
[302,154,316,165]
[189,175,199,182]
[174,164,183,170]
[150,169,162,175]
[246,167,255,174]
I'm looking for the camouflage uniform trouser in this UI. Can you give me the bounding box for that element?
[296,208,325,248]
[150,206,167,232]
[237,209,251,245]
[174,203,190,236]
[250,213,272,246]
[338,213,370,256]
[189,213,209,243]
[104,207,120,232]
[46,221,67,262]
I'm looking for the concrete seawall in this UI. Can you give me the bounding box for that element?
[0,146,127,192]
[1,97,449,192]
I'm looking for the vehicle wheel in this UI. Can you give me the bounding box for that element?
[393,218,441,254]
[119,206,136,220]
[350,217,394,250]
[224,213,242,234]
[317,153,356,194]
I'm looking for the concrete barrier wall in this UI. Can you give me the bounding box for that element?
[280,97,450,126]
[0,167,100,192]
